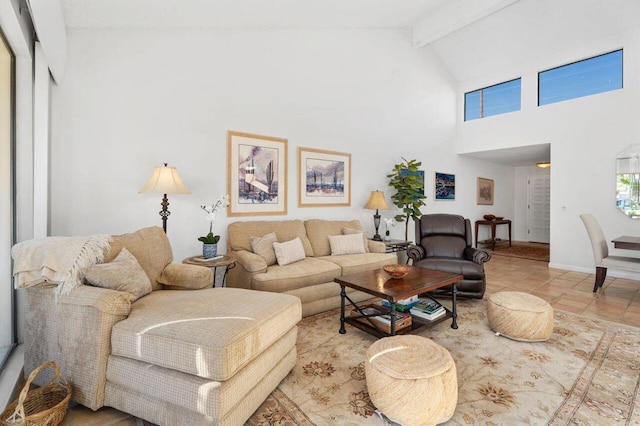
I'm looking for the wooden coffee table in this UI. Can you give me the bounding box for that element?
[335,266,463,337]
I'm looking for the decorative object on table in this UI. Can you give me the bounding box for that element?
[477,177,494,205]
[298,147,351,207]
[434,171,456,200]
[227,130,287,216]
[349,306,412,334]
[383,263,410,278]
[138,163,191,233]
[381,294,419,312]
[383,217,395,241]
[0,361,71,426]
[483,214,496,221]
[199,194,230,259]
[387,158,427,240]
[410,299,446,321]
[364,190,389,241]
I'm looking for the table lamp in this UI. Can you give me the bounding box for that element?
[139,163,191,233]
[364,190,389,241]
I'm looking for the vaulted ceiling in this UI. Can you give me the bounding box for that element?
[58,0,639,167]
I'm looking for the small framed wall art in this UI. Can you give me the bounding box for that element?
[477,177,494,205]
[434,172,455,200]
[298,147,351,207]
[227,130,287,216]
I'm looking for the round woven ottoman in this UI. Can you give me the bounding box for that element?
[365,335,457,426]
[487,291,554,342]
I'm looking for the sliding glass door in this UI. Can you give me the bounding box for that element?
[0,29,16,370]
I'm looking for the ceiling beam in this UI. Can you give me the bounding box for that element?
[412,0,521,48]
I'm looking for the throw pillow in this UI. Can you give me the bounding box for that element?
[343,227,370,253]
[81,248,152,301]
[273,237,306,266]
[250,232,278,266]
[328,233,367,255]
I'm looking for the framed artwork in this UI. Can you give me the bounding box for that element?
[227,130,287,216]
[477,177,494,205]
[298,147,351,207]
[400,169,425,196]
[434,172,455,200]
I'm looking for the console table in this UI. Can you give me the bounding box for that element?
[474,219,512,250]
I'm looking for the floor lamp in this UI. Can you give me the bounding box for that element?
[139,163,191,233]
[364,190,389,241]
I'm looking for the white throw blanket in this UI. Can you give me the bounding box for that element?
[11,234,112,297]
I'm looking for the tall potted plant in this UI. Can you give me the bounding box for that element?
[387,158,427,240]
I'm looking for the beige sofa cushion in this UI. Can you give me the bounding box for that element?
[252,257,341,293]
[228,220,314,257]
[343,227,370,253]
[105,226,173,291]
[250,232,278,266]
[305,219,363,257]
[273,237,306,266]
[110,288,301,381]
[318,252,397,276]
[81,248,152,301]
[328,233,366,255]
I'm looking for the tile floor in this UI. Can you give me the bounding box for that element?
[43,254,640,424]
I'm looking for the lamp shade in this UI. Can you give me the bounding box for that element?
[139,163,191,194]
[364,190,389,210]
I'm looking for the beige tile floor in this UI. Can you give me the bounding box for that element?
[54,253,640,424]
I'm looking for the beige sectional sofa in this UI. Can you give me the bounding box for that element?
[226,219,398,316]
[17,226,301,425]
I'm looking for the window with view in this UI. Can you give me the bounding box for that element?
[538,49,623,106]
[464,78,521,121]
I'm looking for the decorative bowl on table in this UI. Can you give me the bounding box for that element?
[384,264,410,279]
[495,216,504,220]
[483,214,496,221]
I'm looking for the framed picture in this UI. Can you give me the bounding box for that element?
[227,130,287,216]
[298,147,351,207]
[400,169,425,196]
[434,172,455,200]
[477,177,494,205]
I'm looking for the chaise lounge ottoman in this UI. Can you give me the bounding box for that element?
[18,227,302,425]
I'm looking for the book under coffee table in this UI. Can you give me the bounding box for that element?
[335,266,463,337]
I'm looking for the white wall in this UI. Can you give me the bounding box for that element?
[50,28,515,260]
[456,27,640,274]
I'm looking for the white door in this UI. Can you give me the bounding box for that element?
[528,172,550,243]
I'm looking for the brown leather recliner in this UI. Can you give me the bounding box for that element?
[407,214,491,298]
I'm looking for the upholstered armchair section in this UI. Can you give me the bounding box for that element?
[408,214,491,299]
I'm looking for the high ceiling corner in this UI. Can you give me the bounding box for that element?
[411,0,520,48]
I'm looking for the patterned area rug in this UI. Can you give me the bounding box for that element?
[247,300,640,425]
[490,241,550,262]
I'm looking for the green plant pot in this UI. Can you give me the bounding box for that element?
[203,243,218,259]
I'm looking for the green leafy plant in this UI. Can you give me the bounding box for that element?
[387,158,427,240]
[198,195,230,244]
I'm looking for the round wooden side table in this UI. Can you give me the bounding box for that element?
[182,255,236,288]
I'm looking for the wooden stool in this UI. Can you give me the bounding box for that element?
[487,291,554,342]
[365,335,457,426]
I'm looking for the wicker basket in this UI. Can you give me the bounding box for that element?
[0,361,71,426]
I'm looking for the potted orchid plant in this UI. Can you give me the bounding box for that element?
[199,194,230,258]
